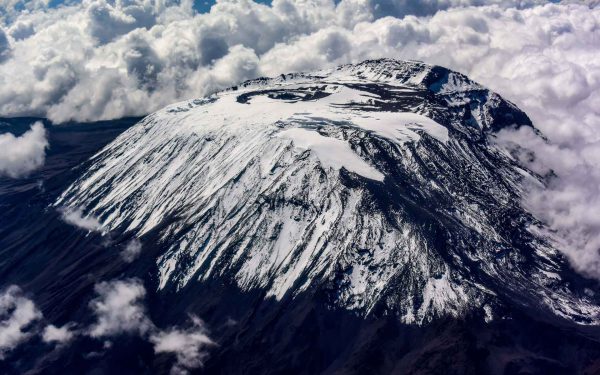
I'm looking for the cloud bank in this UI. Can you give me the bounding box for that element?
[0,121,48,178]
[0,285,42,358]
[0,0,582,124]
[1,1,599,277]
[497,127,600,280]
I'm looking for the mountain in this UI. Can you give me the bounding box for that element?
[2,59,600,374]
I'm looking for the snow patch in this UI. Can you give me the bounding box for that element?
[278,127,384,181]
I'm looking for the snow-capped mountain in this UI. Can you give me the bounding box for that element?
[55,58,599,327]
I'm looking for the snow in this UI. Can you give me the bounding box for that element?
[162,76,448,148]
[278,127,384,181]
[350,112,448,145]
[418,271,469,320]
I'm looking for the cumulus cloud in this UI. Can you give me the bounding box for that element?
[2,1,596,126]
[42,323,76,345]
[0,121,48,178]
[88,278,152,337]
[121,238,143,262]
[8,20,34,40]
[59,207,103,232]
[3,0,556,123]
[342,0,547,21]
[87,278,214,372]
[0,279,213,365]
[1,1,600,278]
[497,127,600,279]
[150,316,214,374]
[0,0,52,24]
[0,285,42,359]
[0,0,327,122]
[86,0,157,44]
[0,27,10,61]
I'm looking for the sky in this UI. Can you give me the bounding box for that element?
[0,0,599,280]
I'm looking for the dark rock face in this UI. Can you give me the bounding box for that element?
[1,60,599,374]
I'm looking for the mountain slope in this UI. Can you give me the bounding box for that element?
[56,58,599,328]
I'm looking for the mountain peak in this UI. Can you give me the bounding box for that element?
[56,59,595,325]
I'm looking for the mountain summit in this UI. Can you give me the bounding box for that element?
[56,59,598,329]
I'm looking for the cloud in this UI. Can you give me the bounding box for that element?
[8,20,35,40]
[0,121,48,178]
[0,27,10,61]
[87,278,214,372]
[496,126,600,280]
[0,0,52,24]
[1,0,557,123]
[88,278,152,337]
[0,280,213,366]
[150,315,214,375]
[0,285,42,359]
[86,0,157,44]
[561,0,600,6]
[42,323,76,345]
[2,1,595,124]
[59,207,103,232]
[121,239,142,263]
[340,0,547,21]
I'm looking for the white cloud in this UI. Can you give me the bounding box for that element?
[150,315,214,375]
[86,0,157,45]
[0,27,10,61]
[3,1,593,125]
[0,0,52,25]
[0,285,42,359]
[42,323,76,345]
[88,278,153,337]
[8,20,34,40]
[340,0,547,22]
[496,126,600,280]
[87,278,214,372]
[121,238,143,263]
[0,279,214,365]
[0,121,48,178]
[59,207,103,232]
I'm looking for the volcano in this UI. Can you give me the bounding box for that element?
[2,59,600,374]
